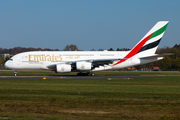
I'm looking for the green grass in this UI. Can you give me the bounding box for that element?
[0,74,180,119]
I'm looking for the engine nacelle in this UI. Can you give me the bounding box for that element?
[76,62,92,71]
[56,64,71,73]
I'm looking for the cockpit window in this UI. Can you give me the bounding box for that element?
[9,59,13,61]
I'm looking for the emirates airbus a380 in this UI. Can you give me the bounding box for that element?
[5,21,172,76]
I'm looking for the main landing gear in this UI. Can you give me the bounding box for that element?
[77,72,95,76]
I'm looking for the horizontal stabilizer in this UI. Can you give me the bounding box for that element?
[140,53,174,59]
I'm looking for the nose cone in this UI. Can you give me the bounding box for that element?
[4,61,9,69]
[4,61,11,69]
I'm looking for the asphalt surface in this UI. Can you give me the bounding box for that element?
[0,75,141,80]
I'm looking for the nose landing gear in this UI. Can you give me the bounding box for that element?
[14,70,18,76]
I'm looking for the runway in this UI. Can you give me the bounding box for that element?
[0,75,140,80]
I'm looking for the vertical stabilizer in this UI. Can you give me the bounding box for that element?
[135,21,169,56]
[113,21,169,66]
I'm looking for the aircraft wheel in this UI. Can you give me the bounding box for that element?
[77,72,94,76]
[91,73,95,76]
[87,72,91,76]
[77,73,85,76]
[14,70,18,76]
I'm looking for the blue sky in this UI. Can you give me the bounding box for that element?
[0,0,180,50]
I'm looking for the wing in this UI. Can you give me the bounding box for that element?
[47,58,126,71]
[90,58,125,69]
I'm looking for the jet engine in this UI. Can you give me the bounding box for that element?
[56,64,71,73]
[76,61,92,71]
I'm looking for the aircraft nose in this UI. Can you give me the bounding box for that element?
[4,61,11,69]
[4,61,8,69]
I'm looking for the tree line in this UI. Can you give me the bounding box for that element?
[154,44,180,70]
[1,44,180,70]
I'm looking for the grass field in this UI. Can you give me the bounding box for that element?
[0,71,180,120]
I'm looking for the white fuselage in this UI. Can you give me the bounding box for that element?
[4,51,161,72]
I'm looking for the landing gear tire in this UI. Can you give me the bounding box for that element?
[87,72,91,76]
[14,70,18,76]
[77,72,95,76]
[91,73,95,76]
[88,72,95,76]
[77,73,86,76]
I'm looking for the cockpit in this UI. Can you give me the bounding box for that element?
[9,59,13,61]
[4,57,14,69]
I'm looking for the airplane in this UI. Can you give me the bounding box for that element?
[5,21,172,76]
